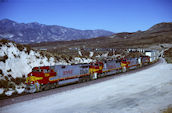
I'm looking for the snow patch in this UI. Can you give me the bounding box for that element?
[89,51,94,57]
[78,50,82,56]
[5,89,15,96]
[0,88,4,94]
[15,88,25,94]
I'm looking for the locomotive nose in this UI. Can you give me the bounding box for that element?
[29,72,33,76]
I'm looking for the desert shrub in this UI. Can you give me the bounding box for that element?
[11,77,15,83]
[0,92,6,99]
[164,48,172,57]
[69,56,73,61]
[14,77,26,85]
[164,48,172,63]
[24,45,32,54]
[162,106,172,113]
[0,69,3,74]
[0,39,11,45]
[61,55,67,59]
[12,91,18,95]
[0,55,8,63]
[108,51,114,56]
[54,56,60,61]
[4,76,9,81]
[22,75,26,78]
[39,51,45,57]
[0,79,8,88]
[82,50,90,57]
[8,83,15,90]
[61,55,69,63]
[12,52,17,58]
[27,61,31,65]
[7,45,11,48]
[7,69,12,72]
[40,61,43,64]
[15,77,23,85]
[7,74,12,78]
[45,53,52,61]
[36,55,40,59]
[64,58,69,63]
[16,44,24,51]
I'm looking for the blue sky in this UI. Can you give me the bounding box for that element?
[0,0,172,32]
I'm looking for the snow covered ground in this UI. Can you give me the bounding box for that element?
[1,59,172,113]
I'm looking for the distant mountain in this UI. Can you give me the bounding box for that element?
[0,19,114,43]
[30,22,172,50]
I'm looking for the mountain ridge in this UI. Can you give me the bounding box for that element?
[0,19,114,43]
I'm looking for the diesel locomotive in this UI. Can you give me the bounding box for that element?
[25,56,151,93]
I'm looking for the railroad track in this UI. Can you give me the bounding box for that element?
[0,58,162,107]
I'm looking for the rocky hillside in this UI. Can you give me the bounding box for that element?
[0,19,113,43]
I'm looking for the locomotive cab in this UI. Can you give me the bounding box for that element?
[89,62,104,79]
[89,62,103,74]
[25,66,56,93]
[121,58,130,72]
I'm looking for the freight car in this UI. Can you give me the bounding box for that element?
[25,56,151,93]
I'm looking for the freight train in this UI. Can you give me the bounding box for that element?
[25,56,151,93]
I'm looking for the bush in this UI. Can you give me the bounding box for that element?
[162,106,172,113]
[15,77,22,85]
[0,79,8,88]
[54,56,60,61]
[7,69,12,72]
[15,77,26,85]
[8,83,15,90]
[0,55,8,63]
[7,74,12,78]
[4,76,9,81]
[0,39,13,45]
[16,44,24,51]
[11,77,15,83]
[0,69,3,74]
[24,45,32,54]
[164,48,172,63]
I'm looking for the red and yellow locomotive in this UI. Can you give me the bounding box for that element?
[25,56,150,93]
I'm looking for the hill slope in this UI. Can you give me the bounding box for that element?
[30,22,172,52]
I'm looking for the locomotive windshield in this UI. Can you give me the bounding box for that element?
[32,69,41,72]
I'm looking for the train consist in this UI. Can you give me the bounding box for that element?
[25,56,152,93]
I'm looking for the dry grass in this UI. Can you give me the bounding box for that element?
[162,106,172,113]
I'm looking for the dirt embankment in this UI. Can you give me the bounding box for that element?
[164,48,172,63]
